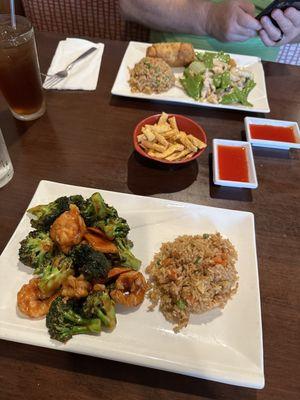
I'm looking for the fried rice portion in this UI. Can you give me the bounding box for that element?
[128,57,175,94]
[146,233,238,332]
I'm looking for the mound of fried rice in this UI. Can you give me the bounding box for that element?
[129,57,175,94]
[146,233,238,332]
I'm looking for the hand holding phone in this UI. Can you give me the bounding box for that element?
[256,0,300,29]
[257,2,300,46]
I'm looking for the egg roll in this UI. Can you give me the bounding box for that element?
[146,42,195,67]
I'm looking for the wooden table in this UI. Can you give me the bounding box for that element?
[0,32,299,400]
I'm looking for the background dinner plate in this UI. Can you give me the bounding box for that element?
[0,180,264,389]
[111,41,270,113]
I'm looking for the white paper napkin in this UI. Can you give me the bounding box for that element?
[43,38,104,90]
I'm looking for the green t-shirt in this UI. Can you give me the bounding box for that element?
[151,0,279,62]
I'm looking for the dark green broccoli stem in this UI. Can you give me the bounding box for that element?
[115,238,141,270]
[56,325,99,343]
[63,308,99,327]
[83,291,116,330]
[18,230,54,272]
[46,297,101,343]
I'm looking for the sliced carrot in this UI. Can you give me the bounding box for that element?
[87,227,108,239]
[84,231,118,253]
[107,267,132,280]
[167,268,178,281]
[213,254,227,266]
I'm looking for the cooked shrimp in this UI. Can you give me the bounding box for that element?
[93,283,106,292]
[110,271,147,307]
[17,278,58,318]
[50,204,86,254]
[61,274,91,299]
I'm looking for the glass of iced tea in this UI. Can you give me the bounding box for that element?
[0,15,45,121]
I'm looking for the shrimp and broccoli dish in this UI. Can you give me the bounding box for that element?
[17,193,147,343]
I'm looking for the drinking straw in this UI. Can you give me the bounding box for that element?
[10,0,16,29]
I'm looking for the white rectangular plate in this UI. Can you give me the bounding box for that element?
[244,116,300,149]
[111,41,270,113]
[0,180,264,389]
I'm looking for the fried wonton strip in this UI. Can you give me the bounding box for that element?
[152,123,171,134]
[178,132,198,152]
[142,126,156,141]
[184,152,196,160]
[148,150,161,158]
[141,140,166,152]
[153,132,169,147]
[158,112,169,125]
[168,116,178,131]
[166,148,192,161]
[187,134,207,149]
[137,134,145,143]
[158,143,185,158]
[160,129,178,139]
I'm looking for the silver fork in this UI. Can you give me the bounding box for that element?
[44,46,97,89]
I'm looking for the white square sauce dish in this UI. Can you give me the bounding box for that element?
[213,139,258,189]
[244,117,300,149]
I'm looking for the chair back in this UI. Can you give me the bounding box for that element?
[21,0,150,41]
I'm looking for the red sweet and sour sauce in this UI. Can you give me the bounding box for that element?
[218,145,249,182]
[249,124,296,143]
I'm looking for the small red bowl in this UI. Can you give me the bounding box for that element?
[133,114,207,164]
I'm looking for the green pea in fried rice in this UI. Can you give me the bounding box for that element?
[146,233,238,332]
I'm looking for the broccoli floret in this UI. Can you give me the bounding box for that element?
[80,192,117,226]
[39,254,74,296]
[70,243,111,282]
[27,196,70,231]
[18,230,54,272]
[83,291,116,330]
[68,195,85,209]
[96,217,130,240]
[46,297,101,343]
[115,238,141,270]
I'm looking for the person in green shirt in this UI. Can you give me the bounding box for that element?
[119,0,300,62]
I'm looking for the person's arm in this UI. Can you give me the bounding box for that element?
[119,0,261,42]
[259,7,300,46]
[119,0,210,36]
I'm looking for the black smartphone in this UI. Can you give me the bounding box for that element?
[256,0,300,30]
